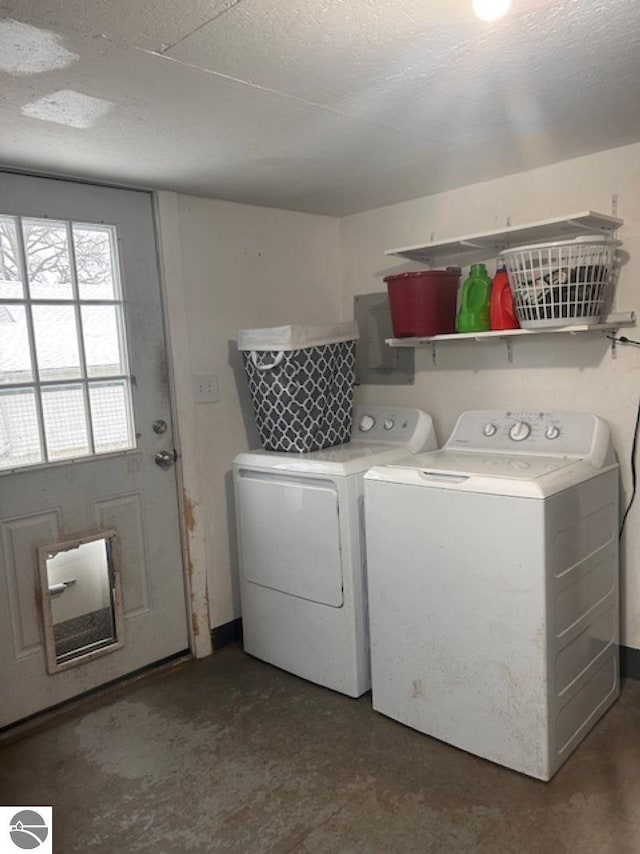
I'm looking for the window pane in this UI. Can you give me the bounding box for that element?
[0,217,23,299]
[73,224,119,300]
[82,305,125,377]
[89,381,134,453]
[0,305,33,384]
[0,388,43,469]
[42,385,90,461]
[32,305,82,381]
[23,219,73,299]
[0,214,135,473]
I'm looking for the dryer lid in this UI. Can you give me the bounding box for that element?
[234,442,416,476]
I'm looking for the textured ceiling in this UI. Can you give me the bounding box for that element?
[1,0,639,215]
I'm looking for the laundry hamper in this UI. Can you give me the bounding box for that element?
[238,322,359,453]
[502,235,621,329]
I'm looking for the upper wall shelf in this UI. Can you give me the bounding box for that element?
[385,312,636,348]
[384,211,623,267]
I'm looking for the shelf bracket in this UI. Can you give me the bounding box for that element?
[506,338,513,363]
[459,239,489,250]
[608,332,617,360]
[565,218,607,235]
[431,343,437,368]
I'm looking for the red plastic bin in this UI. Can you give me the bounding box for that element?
[384,269,461,337]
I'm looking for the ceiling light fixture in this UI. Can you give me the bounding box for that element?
[472,0,511,21]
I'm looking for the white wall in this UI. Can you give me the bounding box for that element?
[340,141,640,651]
[168,195,341,628]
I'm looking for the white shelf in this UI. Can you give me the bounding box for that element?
[385,211,623,267]
[386,313,636,348]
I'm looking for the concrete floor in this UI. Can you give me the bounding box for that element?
[1,646,640,854]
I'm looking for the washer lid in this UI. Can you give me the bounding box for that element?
[364,449,611,498]
[409,449,577,480]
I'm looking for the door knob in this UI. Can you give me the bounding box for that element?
[155,450,176,470]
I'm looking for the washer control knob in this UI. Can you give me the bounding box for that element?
[509,421,531,442]
[483,423,498,437]
[359,415,375,432]
[383,418,395,431]
[545,425,561,440]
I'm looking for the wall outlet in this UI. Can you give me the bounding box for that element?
[193,373,219,404]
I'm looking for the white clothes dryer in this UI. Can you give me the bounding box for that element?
[364,410,619,780]
[233,405,438,697]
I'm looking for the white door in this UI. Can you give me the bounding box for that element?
[0,173,188,727]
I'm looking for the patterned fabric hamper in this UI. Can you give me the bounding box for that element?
[238,322,359,453]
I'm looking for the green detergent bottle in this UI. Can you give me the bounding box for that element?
[457,263,492,333]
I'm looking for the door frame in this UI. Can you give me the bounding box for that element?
[0,171,213,660]
[154,191,212,659]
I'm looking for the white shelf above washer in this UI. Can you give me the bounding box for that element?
[385,312,636,348]
[384,211,623,267]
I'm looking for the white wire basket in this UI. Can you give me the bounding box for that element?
[502,235,621,329]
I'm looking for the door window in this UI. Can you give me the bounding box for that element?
[0,215,134,470]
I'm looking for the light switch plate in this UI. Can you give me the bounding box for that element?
[193,373,219,404]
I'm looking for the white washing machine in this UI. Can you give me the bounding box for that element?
[233,405,438,697]
[364,410,619,780]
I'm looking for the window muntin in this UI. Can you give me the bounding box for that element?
[0,215,135,471]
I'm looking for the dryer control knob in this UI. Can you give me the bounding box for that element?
[383,418,395,431]
[359,415,376,432]
[545,425,561,440]
[509,421,531,442]
[483,423,498,437]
